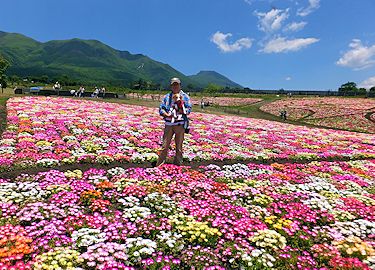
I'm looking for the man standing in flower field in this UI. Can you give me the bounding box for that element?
[156,77,192,166]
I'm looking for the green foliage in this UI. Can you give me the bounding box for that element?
[189,71,242,89]
[358,87,367,94]
[0,55,10,90]
[0,31,191,88]
[204,83,222,95]
[370,86,375,93]
[0,31,243,89]
[338,82,358,93]
[0,55,9,75]
[0,78,7,89]
[9,74,20,83]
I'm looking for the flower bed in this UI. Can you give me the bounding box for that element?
[1,97,375,171]
[305,114,375,133]
[260,97,375,133]
[191,97,262,107]
[0,160,374,269]
[127,93,262,107]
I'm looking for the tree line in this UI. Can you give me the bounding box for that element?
[1,54,375,95]
[338,82,375,95]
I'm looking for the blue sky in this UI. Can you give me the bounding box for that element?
[1,0,375,90]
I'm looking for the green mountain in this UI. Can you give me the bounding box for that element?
[0,31,243,88]
[188,71,242,88]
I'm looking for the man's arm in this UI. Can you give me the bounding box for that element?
[183,94,192,115]
[159,94,171,117]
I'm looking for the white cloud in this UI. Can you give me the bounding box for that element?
[244,0,276,5]
[285,76,292,81]
[297,0,320,17]
[244,0,254,4]
[359,76,375,89]
[284,21,307,32]
[261,36,319,53]
[255,8,289,33]
[210,31,252,53]
[336,39,375,70]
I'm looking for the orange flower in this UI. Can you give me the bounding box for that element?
[0,225,33,263]
[96,181,115,190]
[81,190,102,205]
[271,163,285,171]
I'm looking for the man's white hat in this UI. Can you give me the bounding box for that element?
[170,77,181,85]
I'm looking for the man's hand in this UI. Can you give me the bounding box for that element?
[164,112,172,117]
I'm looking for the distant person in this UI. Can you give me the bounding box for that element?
[155,77,192,167]
[201,99,204,109]
[280,107,287,121]
[100,86,106,98]
[53,81,61,90]
[76,86,85,97]
[92,87,99,98]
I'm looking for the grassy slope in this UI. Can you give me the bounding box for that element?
[0,32,202,87]
[188,71,243,88]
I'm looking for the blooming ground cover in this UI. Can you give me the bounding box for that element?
[260,98,375,133]
[190,97,262,107]
[0,160,374,269]
[127,93,262,106]
[1,97,375,172]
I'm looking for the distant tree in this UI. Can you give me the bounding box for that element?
[0,56,9,75]
[145,81,153,90]
[0,56,10,93]
[9,75,20,84]
[204,83,221,95]
[153,83,161,91]
[186,83,194,91]
[338,82,358,94]
[40,75,50,84]
[134,78,146,90]
[59,74,69,86]
[370,86,375,93]
[358,87,367,95]
[0,76,7,92]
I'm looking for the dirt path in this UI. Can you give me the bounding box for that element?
[2,155,375,179]
[365,112,375,123]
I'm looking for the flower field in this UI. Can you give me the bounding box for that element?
[127,93,262,107]
[0,159,374,269]
[190,97,262,107]
[260,98,375,133]
[1,97,375,172]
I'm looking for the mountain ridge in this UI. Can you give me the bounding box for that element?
[0,31,243,88]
